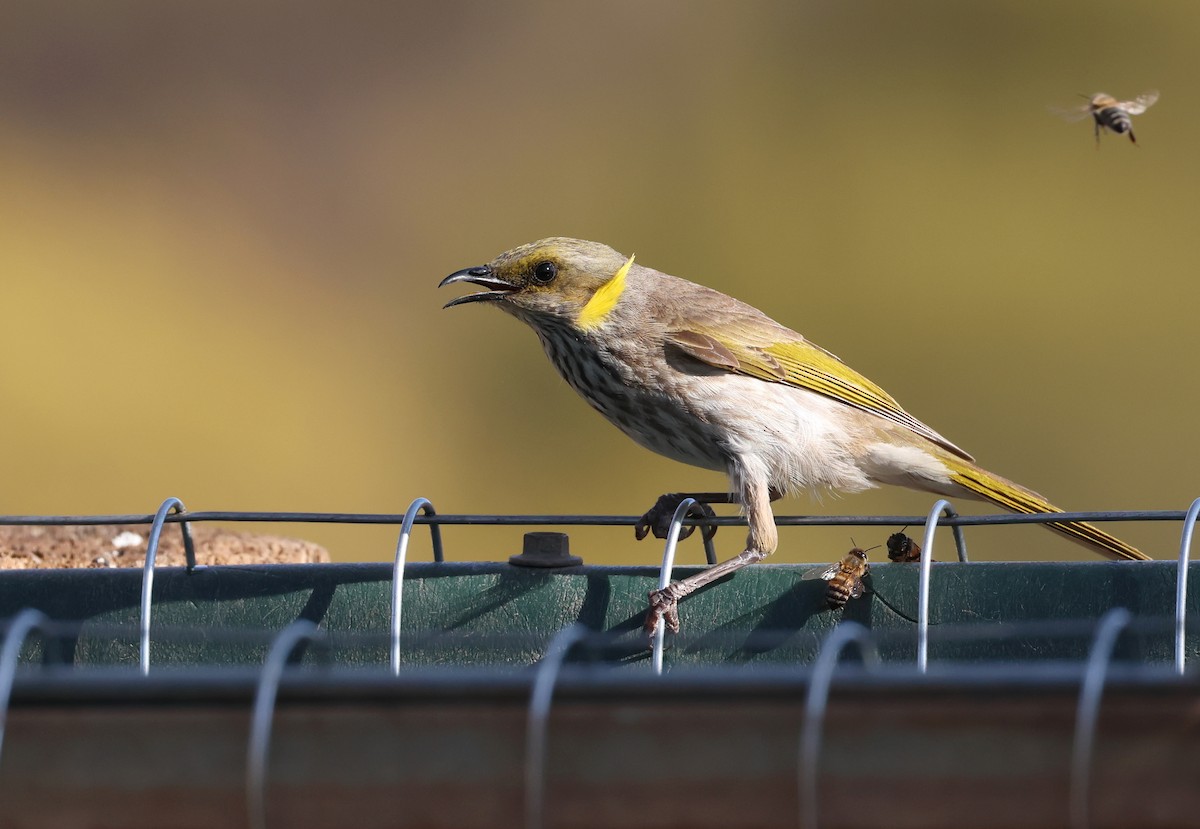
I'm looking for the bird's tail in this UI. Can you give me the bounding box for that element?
[944,457,1149,561]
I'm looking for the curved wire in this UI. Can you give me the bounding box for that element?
[1175,498,1199,675]
[246,620,326,829]
[651,497,699,675]
[1069,607,1131,829]
[798,622,879,829]
[917,499,953,672]
[390,498,441,675]
[0,609,51,764]
[139,497,196,675]
[525,623,588,829]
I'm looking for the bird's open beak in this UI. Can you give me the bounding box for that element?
[439,265,517,308]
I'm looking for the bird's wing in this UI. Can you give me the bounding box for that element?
[666,325,973,460]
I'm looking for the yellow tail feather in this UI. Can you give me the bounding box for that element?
[946,460,1149,561]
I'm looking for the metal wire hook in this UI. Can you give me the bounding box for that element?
[525,623,588,829]
[917,499,955,673]
[390,498,442,675]
[1069,607,1132,829]
[246,620,328,829]
[651,497,699,675]
[1175,497,1199,675]
[941,504,970,562]
[702,523,717,565]
[139,497,197,675]
[0,609,51,765]
[798,622,880,829]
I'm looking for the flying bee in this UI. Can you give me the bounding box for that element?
[802,546,872,610]
[886,529,922,563]
[1054,90,1159,146]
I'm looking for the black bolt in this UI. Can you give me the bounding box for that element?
[508,532,583,568]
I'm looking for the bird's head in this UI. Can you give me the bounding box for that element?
[440,237,635,330]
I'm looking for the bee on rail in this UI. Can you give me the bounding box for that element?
[802,546,873,610]
[886,530,922,563]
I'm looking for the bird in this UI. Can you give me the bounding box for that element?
[440,238,1149,633]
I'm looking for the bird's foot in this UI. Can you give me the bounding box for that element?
[645,582,686,637]
[634,493,718,542]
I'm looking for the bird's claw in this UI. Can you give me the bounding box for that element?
[634,493,718,542]
[645,583,684,637]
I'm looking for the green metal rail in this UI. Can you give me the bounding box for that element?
[1,560,1196,668]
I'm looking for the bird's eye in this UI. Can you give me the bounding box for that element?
[532,261,557,284]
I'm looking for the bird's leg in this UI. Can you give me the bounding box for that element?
[645,477,779,636]
[635,488,783,543]
[645,549,769,634]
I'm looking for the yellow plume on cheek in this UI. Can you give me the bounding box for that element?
[577,254,634,331]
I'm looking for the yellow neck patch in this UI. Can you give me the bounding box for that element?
[577,254,634,331]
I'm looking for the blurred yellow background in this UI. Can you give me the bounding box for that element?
[1,2,1195,565]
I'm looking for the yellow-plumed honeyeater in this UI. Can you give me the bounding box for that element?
[441,238,1149,631]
